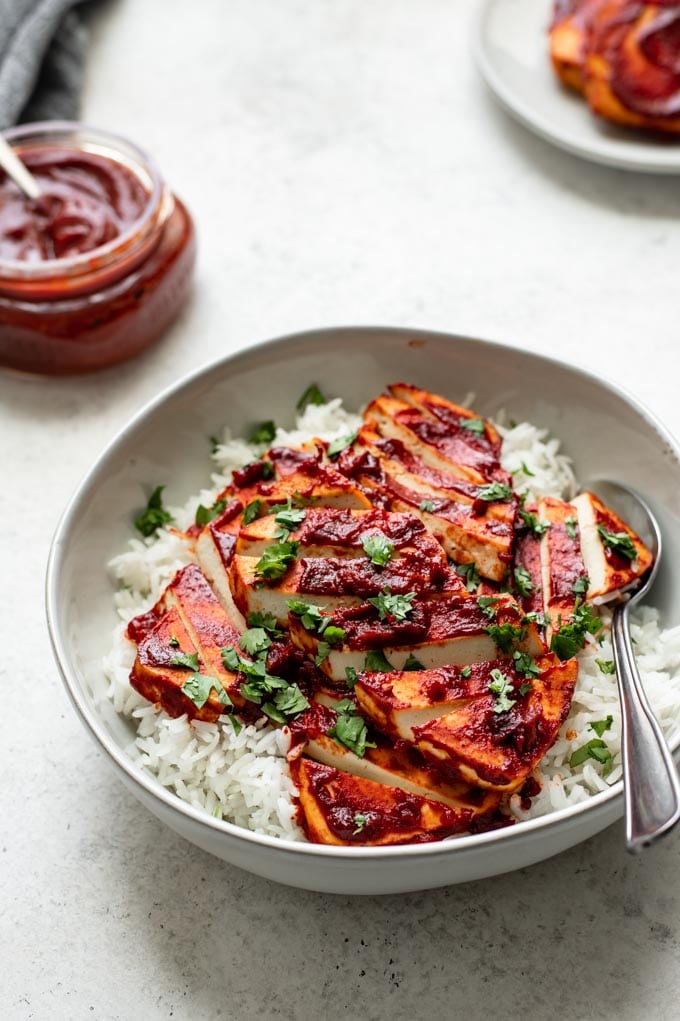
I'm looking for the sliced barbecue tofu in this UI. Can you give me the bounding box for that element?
[341,423,515,582]
[229,507,450,626]
[289,593,544,683]
[412,656,578,792]
[538,497,588,636]
[196,465,370,621]
[572,490,654,600]
[128,564,245,720]
[290,758,476,845]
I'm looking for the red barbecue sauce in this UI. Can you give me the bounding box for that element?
[0,141,195,374]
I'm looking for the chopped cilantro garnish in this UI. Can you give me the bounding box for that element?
[315,641,331,666]
[403,652,425,672]
[327,430,358,460]
[488,668,516,714]
[512,649,540,679]
[242,499,262,526]
[239,628,272,657]
[597,525,637,562]
[573,575,590,597]
[485,623,526,654]
[261,460,275,480]
[419,499,435,513]
[460,417,485,435]
[352,813,367,835]
[550,603,602,661]
[361,533,395,568]
[323,625,346,645]
[195,498,228,527]
[181,673,229,710]
[569,738,612,774]
[457,561,481,592]
[171,651,200,671]
[460,666,472,679]
[249,420,276,444]
[328,703,375,758]
[514,565,534,597]
[287,599,326,632]
[565,516,578,540]
[511,461,534,478]
[272,497,306,538]
[518,508,549,537]
[221,645,242,672]
[254,540,299,580]
[229,715,243,736]
[367,589,415,622]
[477,482,514,502]
[477,595,499,619]
[134,485,173,538]
[589,715,614,737]
[345,666,359,689]
[297,383,327,411]
[595,659,616,676]
[272,684,309,717]
[518,682,533,696]
[210,435,221,453]
[364,649,394,672]
[169,636,180,648]
[247,611,283,637]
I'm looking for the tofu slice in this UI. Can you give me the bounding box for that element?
[414,657,578,792]
[354,662,497,740]
[388,382,503,455]
[514,529,544,617]
[573,490,654,601]
[289,593,545,682]
[290,758,476,845]
[304,733,500,816]
[130,605,232,722]
[538,497,588,635]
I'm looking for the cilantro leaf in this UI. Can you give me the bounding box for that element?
[134,486,173,537]
[485,623,526,654]
[511,461,534,478]
[169,636,180,648]
[287,599,326,632]
[273,684,309,717]
[195,498,228,527]
[345,666,359,689]
[249,420,276,444]
[403,653,424,672]
[477,482,514,502]
[352,813,367,835]
[323,625,346,646]
[361,533,395,568]
[242,499,262,526]
[460,666,472,679]
[518,682,533,696]
[328,705,376,757]
[315,642,331,666]
[171,651,200,671]
[550,603,602,661]
[512,649,540,679]
[229,715,243,735]
[247,611,283,637]
[569,738,612,774]
[456,561,481,592]
[595,658,616,676]
[477,595,499,619]
[272,497,306,538]
[597,525,637,562]
[239,628,272,656]
[254,540,299,580]
[460,417,485,435]
[364,649,394,672]
[297,383,327,411]
[419,499,435,513]
[589,714,614,737]
[573,575,590,597]
[565,516,578,540]
[327,431,358,460]
[261,461,275,480]
[181,673,229,710]
[518,508,549,537]
[488,668,516,714]
[514,565,534,597]
[367,589,415,622]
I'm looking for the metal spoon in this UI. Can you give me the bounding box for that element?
[587,480,680,852]
[0,132,40,200]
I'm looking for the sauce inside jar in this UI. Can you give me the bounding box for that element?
[0,123,196,375]
[0,149,149,262]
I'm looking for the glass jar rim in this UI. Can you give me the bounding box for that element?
[0,120,164,279]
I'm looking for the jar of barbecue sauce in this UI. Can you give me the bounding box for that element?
[0,122,195,374]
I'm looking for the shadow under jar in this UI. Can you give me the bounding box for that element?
[0,122,196,375]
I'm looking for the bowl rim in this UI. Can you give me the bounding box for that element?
[45,324,680,861]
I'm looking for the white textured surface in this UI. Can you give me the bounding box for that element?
[2,1,680,1018]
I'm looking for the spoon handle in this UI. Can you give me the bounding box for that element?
[612,602,680,852]
[0,134,41,200]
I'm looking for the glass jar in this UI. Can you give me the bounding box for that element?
[0,122,196,374]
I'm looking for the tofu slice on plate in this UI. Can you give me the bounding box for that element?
[572,490,654,601]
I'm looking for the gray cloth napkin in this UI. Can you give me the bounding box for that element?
[0,0,93,131]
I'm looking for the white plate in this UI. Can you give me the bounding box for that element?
[46,327,680,894]
[476,0,680,174]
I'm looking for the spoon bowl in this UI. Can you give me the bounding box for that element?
[585,479,680,852]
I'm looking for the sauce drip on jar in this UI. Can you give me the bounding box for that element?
[0,150,149,262]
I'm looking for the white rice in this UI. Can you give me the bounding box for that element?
[101,399,680,840]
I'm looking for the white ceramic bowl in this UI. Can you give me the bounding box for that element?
[46,327,680,894]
